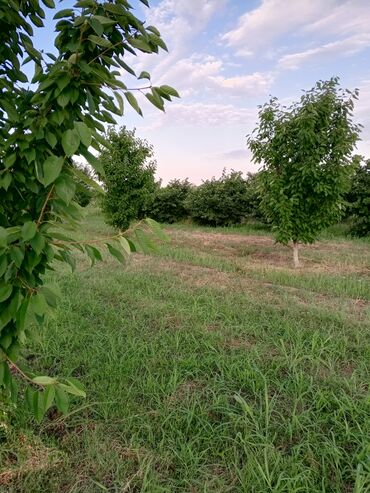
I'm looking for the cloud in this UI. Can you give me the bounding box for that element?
[151,102,257,127]
[305,0,370,38]
[278,33,370,70]
[210,72,274,96]
[222,0,335,56]
[216,149,250,160]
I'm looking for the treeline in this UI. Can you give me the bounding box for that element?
[81,127,369,237]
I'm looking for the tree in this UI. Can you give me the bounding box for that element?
[73,163,96,207]
[100,127,156,230]
[148,178,193,223]
[185,170,255,226]
[348,159,370,237]
[247,78,361,267]
[0,0,177,419]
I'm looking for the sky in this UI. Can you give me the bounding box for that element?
[35,0,370,184]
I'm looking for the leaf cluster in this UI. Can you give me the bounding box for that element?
[185,170,260,227]
[247,77,362,244]
[100,126,157,230]
[148,179,194,224]
[0,0,174,417]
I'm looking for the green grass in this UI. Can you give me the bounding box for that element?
[1,207,370,492]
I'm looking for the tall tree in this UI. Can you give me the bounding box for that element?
[0,0,177,418]
[247,78,361,267]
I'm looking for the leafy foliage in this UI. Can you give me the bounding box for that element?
[247,78,361,253]
[148,179,193,223]
[185,170,257,226]
[73,163,95,207]
[100,126,157,230]
[0,0,176,418]
[348,159,370,237]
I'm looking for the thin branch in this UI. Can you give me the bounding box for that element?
[51,220,146,246]
[36,185,55,228]
[7,357,44,389]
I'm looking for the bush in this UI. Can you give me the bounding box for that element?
[149,179,193,223]
[348,159,370,236]
[100,127,157,230]
[185,170,258,226]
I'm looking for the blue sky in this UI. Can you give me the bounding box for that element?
[35,0,370,184]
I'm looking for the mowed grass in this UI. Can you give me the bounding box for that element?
[1,207,370,492]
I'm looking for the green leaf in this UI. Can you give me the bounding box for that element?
[44,385,56,411]
[146,92,164,112]
[128,37,152,53]
[32,391,47,422]
[57,92,70,108]
[55,177,76,205]
[0,284,12,303]
[145,218,168,241]
[63,377,86,397]
[70,166,105,194]
[0,227,8,248]
[30,232,45,255]
[88,35,112,48]
[138,71,151,80]
[53,9,74,19]
[118,237,131,255]
[42,0,55,7]
[85,244,102,266]
[80,149,104,176]
[32,376,57,385]
[160,85,180,98]
[74,122,92,148]
[10,246,24,268]
[41,155,64,186]
[106,243,126,264]
[92,15,116,26]
[39,285,60,308]
[55,386,69,414]
[62,129,81,157]
[45,131,57,149]
[146,25,160,36]
[89,17,104,36]
[30,293,48,317]
[21,222,37,241]
[0,173,12,191]
[124,92,143,116]
[4,154,16,169]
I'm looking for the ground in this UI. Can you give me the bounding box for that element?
[1,207,369,492]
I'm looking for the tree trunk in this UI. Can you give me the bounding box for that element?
[292,241,300,268]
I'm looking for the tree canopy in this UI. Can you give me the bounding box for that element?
[0,0,176,419]
[100,126,157,230]
[247,78,361,266]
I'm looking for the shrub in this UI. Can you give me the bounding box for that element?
[100,127,157,230]
[149,179,193,223]
[348,159,370,236]
[185,170,256,226]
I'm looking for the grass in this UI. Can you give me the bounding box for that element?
[1,206,370,492]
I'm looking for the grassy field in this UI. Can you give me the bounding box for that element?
[1,206,370,492]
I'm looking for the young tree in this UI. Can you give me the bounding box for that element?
[247,78,361,267]
[100,127,156,230]
[0,0,177,419]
